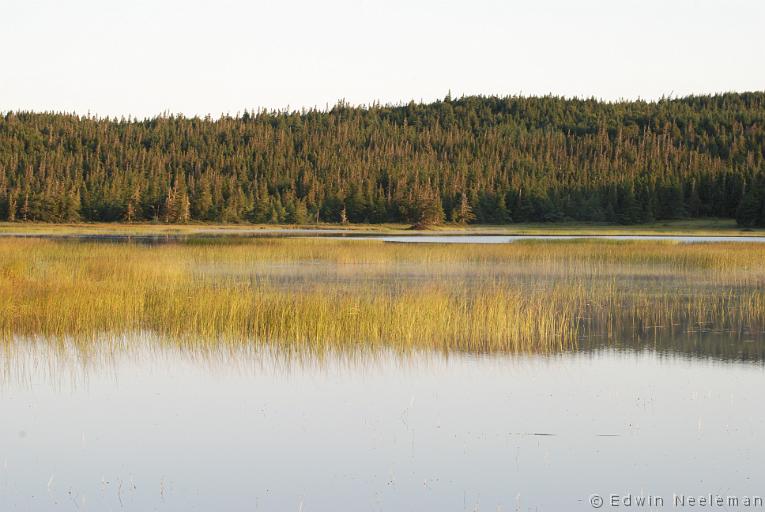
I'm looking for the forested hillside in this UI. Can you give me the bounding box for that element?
[1,93,765,226]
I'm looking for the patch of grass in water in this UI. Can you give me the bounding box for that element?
[0,238,763,355]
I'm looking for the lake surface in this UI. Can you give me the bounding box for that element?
[1,236,764,511]
[3,230,765,244]
[1,339,764,511]
[358,234,765,244]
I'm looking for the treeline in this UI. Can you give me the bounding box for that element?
[1,92,765,226]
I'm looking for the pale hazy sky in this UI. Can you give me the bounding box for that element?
[2,0,763,118]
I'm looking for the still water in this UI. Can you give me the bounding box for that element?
[3,231,765,244]
[2,235,764,510]
[369,234,765,244]
[1,339,763,511]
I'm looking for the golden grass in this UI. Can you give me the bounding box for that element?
[1,238,764,355]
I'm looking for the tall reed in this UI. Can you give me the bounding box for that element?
[1,238,763,354]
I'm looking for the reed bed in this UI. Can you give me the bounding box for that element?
[1,238,764,355]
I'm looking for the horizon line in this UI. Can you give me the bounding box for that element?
[3,89,763,122]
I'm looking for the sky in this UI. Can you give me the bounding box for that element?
[1,0,763,118]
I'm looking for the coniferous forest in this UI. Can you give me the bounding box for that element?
[1,92,765,226]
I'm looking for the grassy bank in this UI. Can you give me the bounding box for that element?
[1,237,763,354]
[0,218,762,237]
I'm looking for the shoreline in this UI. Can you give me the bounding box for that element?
[0,219,763,238]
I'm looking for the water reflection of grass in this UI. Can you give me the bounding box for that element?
[1,238,763,354]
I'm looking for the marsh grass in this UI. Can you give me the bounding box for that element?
[1,238,764,355]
